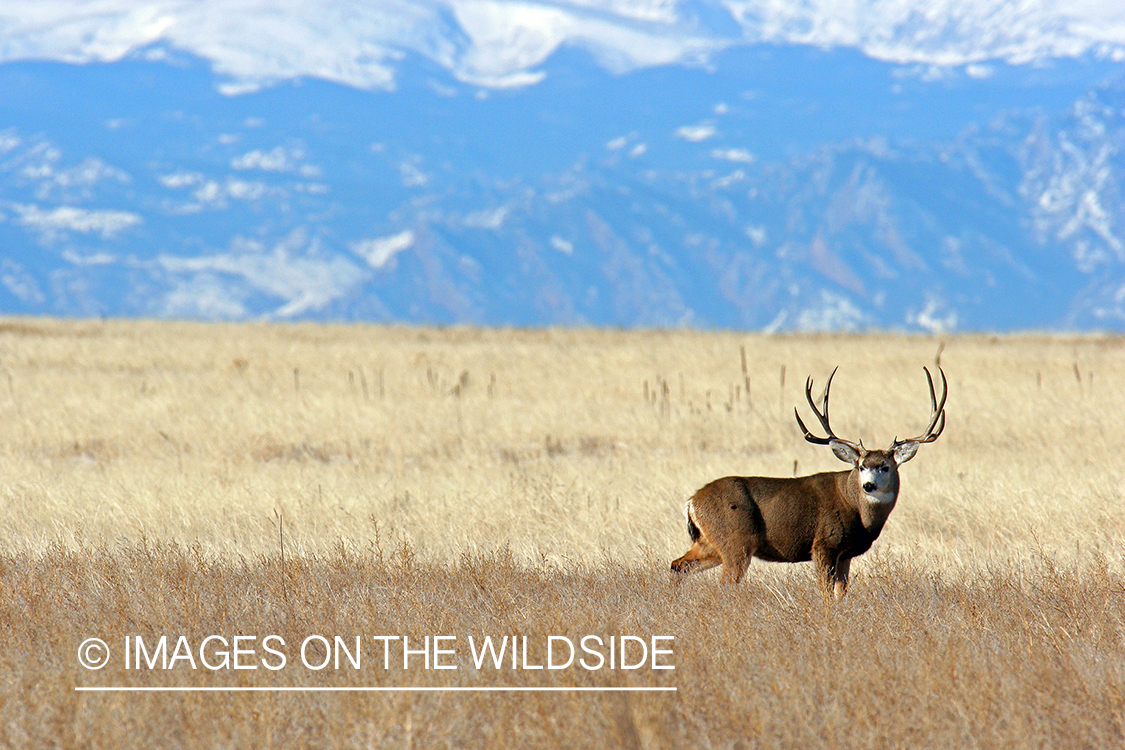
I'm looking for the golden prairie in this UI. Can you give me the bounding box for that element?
[0,319,1122,748]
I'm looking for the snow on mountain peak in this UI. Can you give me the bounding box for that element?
[2,0,1123,93]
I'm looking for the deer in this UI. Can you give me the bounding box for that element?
[670,366,947,599]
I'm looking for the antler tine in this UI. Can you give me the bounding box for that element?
[817,366,836,432]
[895,366,948,445]
[795,367,857,448]
[793,407,827,444]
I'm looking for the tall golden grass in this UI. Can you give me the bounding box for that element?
[0,318,1122,747]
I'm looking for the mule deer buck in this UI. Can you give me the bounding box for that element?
[670,366,947,599]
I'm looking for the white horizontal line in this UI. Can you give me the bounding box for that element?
[76,686,676,693]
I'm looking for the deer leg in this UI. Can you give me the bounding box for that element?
[813,545,840,599]
[670,540,721,575]
[831,556,851,601]
[719,549,752,584]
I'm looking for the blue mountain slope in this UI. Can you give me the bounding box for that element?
[0,47,1122,329]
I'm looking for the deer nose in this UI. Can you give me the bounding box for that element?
[863,482,876,493]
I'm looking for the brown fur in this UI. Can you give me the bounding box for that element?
[671,460,897,596]
[671,367,946,599]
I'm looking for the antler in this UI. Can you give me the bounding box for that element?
[892,366,948,447]
[794,367,862,452]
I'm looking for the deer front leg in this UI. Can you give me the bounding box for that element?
[813,546,850,601]
[830,556,851,601]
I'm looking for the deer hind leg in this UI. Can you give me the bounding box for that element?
[707,496,759,583]
[670,539,722,575]
[718,549,752,584]
[671,499,723,575]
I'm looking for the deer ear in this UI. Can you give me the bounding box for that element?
[829,440,860,465]
[892,440,920,465]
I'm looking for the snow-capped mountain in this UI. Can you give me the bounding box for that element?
[0,2,1123,330]
[5,0,1124,90]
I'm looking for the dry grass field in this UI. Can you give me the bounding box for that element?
[0,318,1122,748]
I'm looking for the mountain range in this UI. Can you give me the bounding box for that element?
[0,1,1123,331]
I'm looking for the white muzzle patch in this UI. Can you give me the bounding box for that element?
[859,467,895,505]
[863,487,896,505]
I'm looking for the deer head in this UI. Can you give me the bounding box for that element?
[795,366,947,503]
